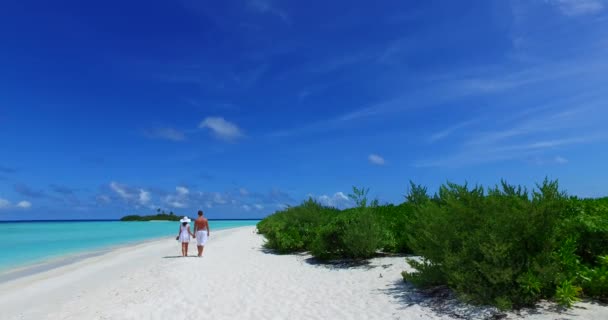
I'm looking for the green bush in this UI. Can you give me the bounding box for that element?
[310,207,382,260]
[580,256,608,299]
[404,180,571,308]
[256,198,337,253]
[374,203,414,253]
[403,179,608,308]
[256,179,608,309]
[258,186,390,260]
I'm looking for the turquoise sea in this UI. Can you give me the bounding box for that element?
[0,220,258,272]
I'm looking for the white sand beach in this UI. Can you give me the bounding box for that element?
[0,226,606,320]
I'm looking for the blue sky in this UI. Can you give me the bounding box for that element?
[1,0,608,220]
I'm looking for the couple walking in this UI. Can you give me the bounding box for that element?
[177,210,210,257]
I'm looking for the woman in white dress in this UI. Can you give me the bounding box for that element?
[177,216,194,256]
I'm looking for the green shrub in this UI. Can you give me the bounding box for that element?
[257,198,337,253]
[310,207,383,260]
[257,179,608,309]
[341,208,382,259]
[405,179,570,308]
[555,280,582,308]
[579,256,608,299]
[374,203,414,253]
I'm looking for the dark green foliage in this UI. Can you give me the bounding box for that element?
[120,213,182,221]
[257,198,336,253]
[310,207,382,260]
[258,187,395,260]
[374,203,414,253]
[580,256,608,299]
[404,178,608,309]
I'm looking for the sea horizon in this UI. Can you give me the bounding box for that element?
[0,218,263,223]
[0,220,260,274]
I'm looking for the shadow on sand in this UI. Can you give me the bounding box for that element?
[379,280,506,319]
[162,256,200,259]
[303,257,376,270]
[259,246,409,271]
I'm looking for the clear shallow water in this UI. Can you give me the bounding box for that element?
[0,220,258,271]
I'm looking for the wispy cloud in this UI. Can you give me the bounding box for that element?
[555,155,569,164]
[368,154,386,166]
[0,198,10,209]
[110,182,152,207]
[164,186,191,208]
[428,119,479,143]
[110,182,131,200]
[549,0,605,16]
[199,117,244,141]
[417,134,604,168]
[248,0,290,23]
[176,186,189,196]
[144,127,186,141]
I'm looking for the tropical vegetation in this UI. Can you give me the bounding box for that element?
[256,179,608,309]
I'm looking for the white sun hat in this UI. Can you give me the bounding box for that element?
[179,216,191,223]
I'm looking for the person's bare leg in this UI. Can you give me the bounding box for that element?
[184,243,189,256]
[182,243,187,256]
[197,245,202,257]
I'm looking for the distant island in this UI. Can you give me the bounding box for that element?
[120,209,187,221]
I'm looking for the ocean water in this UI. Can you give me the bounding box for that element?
[0,220,258,271]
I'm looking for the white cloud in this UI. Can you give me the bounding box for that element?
[110,182,154,207]
[0,199,32,210]
[163,186,192,209]
[16,201,31,209]
[110,182,131,200]
[144,127,185,141]
[199,117,243,141]
[555,156,569,164]
[316,192,353,208]
[0,198,10,209]
[368,154,386,166]
[239,188,249,196]
[168,201,187,208]
[241,204,251,211]
[254,204,264,210]
[213,192,227,204]
[549,0,604,16]
[176,186,189,196]
[138,189,151,205]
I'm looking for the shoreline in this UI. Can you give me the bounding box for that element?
[0,236,169,283]
[0,226,250,283]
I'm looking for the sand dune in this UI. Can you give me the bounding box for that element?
[0,226,605,320]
